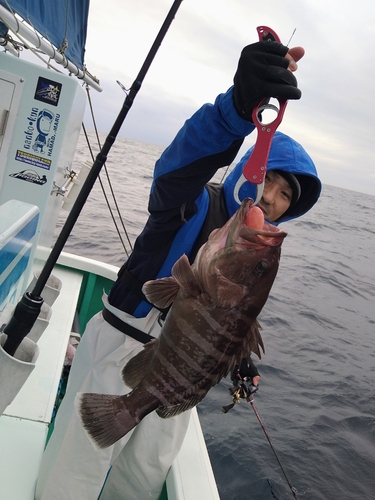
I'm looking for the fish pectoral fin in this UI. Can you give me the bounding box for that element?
[142,255,200,309]
[172,254,201,295]
[156,393,203,418]
[122,340,158,388]
[142,277,180,309]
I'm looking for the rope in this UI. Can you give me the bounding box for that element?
[57,0,69,55]
[81,123,131,258]
[84,85,134,256]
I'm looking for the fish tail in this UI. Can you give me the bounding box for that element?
[76,392,138,449]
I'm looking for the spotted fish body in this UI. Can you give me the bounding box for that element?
[78,198,287,449]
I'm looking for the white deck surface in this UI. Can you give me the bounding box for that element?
[0,265,83,499]
[0,416,49,500]
[4,266,83,422]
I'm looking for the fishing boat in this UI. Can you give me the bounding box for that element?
[0,1,220,498]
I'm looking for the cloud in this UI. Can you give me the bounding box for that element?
[81,0,375,196]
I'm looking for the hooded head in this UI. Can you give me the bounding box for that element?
[223,132,322,224]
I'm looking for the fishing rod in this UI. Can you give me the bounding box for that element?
[222,377,299,500]
[2,0,184,357]
[249,397,299,500]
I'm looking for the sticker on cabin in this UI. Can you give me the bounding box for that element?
[9,169,47,185]
[15,150,51,170]
[23,107,60,158]
[34,77,62,106]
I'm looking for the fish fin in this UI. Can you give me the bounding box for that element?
[76,392,138,449]
[234,319,265,366]
[157,375,223,419]
[122,340,158,388]
[156,393,203,418]
[142,277,180,309]
[142,255,200,308]
[171,254,202,295]
[249,319,265,359]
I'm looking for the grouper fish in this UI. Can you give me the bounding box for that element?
[77,198,287,449]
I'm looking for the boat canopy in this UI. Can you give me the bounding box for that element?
[0,0,89,69]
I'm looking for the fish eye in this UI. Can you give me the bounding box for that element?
[255,261,268,276]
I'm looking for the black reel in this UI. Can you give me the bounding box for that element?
[221,379,258,414]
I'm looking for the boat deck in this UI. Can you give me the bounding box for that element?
[0,264,83,499]
[0,253,220,499]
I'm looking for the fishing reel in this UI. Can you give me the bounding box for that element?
[221,376,258,414]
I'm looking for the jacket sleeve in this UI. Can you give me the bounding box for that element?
[109,87,255,314]
[149,86,255,219]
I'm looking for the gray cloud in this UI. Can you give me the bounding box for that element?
[84,0,375,196]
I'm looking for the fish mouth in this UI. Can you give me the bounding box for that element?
[237,198,287,247]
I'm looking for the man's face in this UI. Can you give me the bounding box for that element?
[257,171,293,222]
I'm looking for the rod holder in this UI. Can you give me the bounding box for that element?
[27,272,62,307]
[27,302,52,342]
[0,333,39,415]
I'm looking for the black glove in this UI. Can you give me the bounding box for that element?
[233,41,302,122]
[231,358,260,385]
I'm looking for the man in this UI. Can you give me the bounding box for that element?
[36,40,321,500]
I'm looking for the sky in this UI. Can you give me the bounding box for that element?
[15,0,375,196]
[80,0,375,196]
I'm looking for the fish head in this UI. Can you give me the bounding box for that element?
[194,198,287,312]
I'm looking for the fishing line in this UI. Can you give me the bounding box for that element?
[2,0,185,356]
[268,478,281,500]
[249,397,299,500]
[286,28,296,47]
[222,379,299,499]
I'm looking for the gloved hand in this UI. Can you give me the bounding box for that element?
[231,357,260,386]
[233,41,302,122]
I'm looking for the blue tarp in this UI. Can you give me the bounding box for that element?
[0,0,89,68]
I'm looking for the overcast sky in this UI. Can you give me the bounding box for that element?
[82,0,375,196]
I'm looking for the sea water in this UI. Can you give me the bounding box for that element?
[57,133,375,500]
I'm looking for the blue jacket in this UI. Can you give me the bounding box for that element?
[109,87,321,317]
